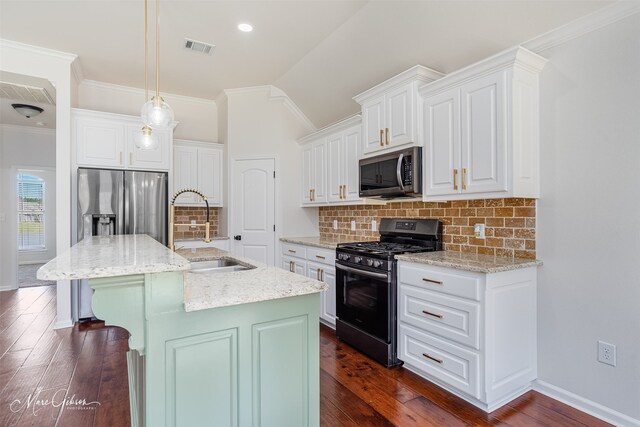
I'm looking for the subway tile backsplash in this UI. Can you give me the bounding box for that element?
[173,207,220,240]
[319,198,536,259]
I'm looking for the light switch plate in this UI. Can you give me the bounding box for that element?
[333,220,338,230]
[371,220,377,232]
[351,220,356,231]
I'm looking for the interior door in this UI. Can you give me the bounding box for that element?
[231,158,276,265]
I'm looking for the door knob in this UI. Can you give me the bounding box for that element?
[234,235,242,241]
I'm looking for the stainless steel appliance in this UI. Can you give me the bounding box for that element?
[76,168,168,320]
[335,218,442,367]
[359,147,422,198]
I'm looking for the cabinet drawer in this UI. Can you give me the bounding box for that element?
[399,285,480,349]
[306,247,335,266]
[399,324,480,398]
[281,243,306,259]
[399,263,481,301]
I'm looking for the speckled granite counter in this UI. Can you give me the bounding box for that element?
[395,251,542,274]
[280,236,349,250]
[176,247,328,312]
[37,234,190,280]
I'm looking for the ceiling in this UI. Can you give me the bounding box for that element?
[0,0,612,128]
[0,72,56,129]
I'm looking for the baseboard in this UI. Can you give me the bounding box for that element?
[0,284,18,291]
[534,380,640,427]
[53,318,74,330]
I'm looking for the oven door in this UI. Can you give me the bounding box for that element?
[335,262,392,342]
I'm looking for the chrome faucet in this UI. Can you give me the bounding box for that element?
[168,188,211,251]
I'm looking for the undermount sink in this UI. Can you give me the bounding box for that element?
[189,259,254,273]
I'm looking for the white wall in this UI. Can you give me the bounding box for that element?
[78,80,217,142]
[537,13,640,423]
[224,87,318,258]
[216,92,229,238]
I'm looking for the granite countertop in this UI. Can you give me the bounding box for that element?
[37,234,190,280]
[174,236,230,242]
[395,251,542,274]
[280,236,349,250]
[176,247,328,312]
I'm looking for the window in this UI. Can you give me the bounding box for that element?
[17,173,46,251]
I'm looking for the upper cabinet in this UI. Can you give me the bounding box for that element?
[421,47,547,201]
[354,65,444,156]
[299,116,376,207]
[73,109,173,171]
[172,140,224,207]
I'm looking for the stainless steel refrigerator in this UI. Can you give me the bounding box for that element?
[77,168,168,320]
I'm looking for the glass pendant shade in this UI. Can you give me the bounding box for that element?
[141,96,174,128]
[136,125,159,150]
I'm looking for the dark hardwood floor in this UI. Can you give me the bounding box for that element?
[0,285,611,427]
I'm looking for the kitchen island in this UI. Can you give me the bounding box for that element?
[38,235,327,427]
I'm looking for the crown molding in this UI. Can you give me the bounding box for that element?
[79,80,216,106]
[353,64,444,104]
[224,85,316,133]
[70,58,84,83]
[523,1,640,53]
[0,39,77,63]
[0,123,56,136]
[298,114,361,144]
[174,139,223,148]
[71,108,178,129]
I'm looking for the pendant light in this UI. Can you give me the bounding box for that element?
[140,0,174,129]
[136,0,159,150]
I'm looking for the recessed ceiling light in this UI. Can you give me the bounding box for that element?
[238,23,253,32]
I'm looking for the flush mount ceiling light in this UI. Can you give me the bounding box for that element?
[12,104,44,118]
[238,23,253,32]
[136,0,159,150]
[140,0,174,131]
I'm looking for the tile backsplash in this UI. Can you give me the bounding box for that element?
[173,207,220,240]
[319,198,536,259]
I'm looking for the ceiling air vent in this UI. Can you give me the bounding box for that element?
[0,82,55,105]
[184,38,215,55]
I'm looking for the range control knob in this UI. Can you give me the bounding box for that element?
[354,256,363,264]
[373,260,383,268]
[366,259,374,267]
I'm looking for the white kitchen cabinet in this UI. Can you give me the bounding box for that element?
[421,47,547,201]
[397,261,538,412]
[300,139,326,205]
[172,140,223,207]
[326,124,361,203]
[354,66,443,155]
[301,144,313,205]
[74,109,172,171]
[281,242,337,327]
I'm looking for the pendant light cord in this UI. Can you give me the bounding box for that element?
[155,0,160,100]
[144,0,149,102]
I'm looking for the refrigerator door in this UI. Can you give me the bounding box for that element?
[76,168,124,320]
[124,170,168,245]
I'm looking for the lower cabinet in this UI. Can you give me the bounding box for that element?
[281,242,336,327]
[397,261,537,412]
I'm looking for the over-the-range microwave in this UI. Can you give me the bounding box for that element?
[359,147,422,198]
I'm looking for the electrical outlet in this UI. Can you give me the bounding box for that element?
[190,219,197,229]
[333,219,338,230]
[351,220,356,231]
[371,220,377,232]
[598,341,617,367]
[474,223,486,239]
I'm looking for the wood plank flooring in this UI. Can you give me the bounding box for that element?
[0,285,611,426]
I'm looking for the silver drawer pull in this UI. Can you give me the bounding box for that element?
[315,255,325,260]
[422,310,443,319]
[423,352,443,364]
[288,249,296,253]
[422,278,443,285]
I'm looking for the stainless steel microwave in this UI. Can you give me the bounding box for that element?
[359,147,422,198]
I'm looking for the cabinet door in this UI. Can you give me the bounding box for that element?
[197,147,223,206]
[326,134,343,203]
[386,83,415,147]
[311,140,327,204]
[301,144,313,205]
[172,146,198,205]
[75,116,126,168]
[460,71,507,194]
[342,126,361,201]
[423,89,461,197]
[361,95,385,154]
[283,255,305,275]
[321,267,337,326]
[126,125,171,171]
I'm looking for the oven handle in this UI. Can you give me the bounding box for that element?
[396,153,405,191]
[335,263,389,280]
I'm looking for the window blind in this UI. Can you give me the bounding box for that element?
[17,174,45,251]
